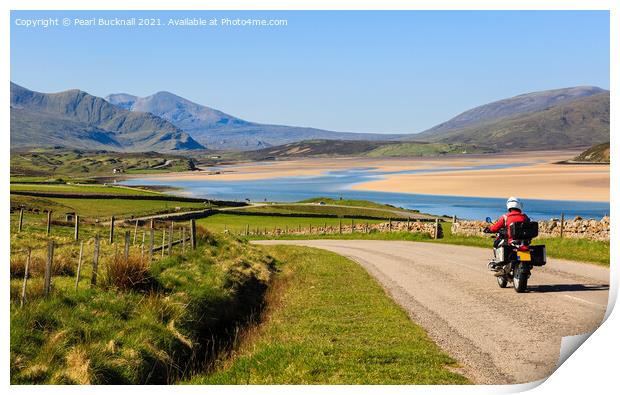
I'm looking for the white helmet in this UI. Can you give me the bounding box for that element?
[506,196,523,211]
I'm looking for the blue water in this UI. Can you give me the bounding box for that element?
[121,164,609,220]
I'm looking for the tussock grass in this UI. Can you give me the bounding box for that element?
[103,255,152,290]
[190,246,469,384]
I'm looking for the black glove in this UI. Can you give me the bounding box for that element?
[483,227,491,233]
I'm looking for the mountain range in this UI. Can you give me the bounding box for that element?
[105,91,403,150]
[10,82,610,153]
[10,83,203,152]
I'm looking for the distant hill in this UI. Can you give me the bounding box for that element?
[106,91,405,151]
[239,139,495,160]
[412,90,609,150]
[573,142,610,163]
[11,83,204,152]
[417,86,606,138]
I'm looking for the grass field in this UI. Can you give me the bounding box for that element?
[190,245,469,384]
[10,228,275,384]
[197,214,383,234]
[11,195,207,219]
[232,203,416,219]
[299,197,415,211]
[10,182,212,219]
[10,183,160,196]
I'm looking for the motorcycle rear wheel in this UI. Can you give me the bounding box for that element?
[513,268,528,293]
[497,276,508,288]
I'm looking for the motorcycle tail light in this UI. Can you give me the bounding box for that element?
[518,245,530,251]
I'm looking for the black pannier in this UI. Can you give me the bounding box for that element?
[530,245,547,266]
[509,221,539,240]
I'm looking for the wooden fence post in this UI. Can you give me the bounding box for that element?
[366,222,369,233]
[46,210,52,235]
[124,231,131,262]
[162,228,166,258]
[190,219,197,250]
[452,215,457,224]
[246,224,250,236]
[351,219,355,233]
[182,227,186,253]
[43,240,54,296]
[20,248,31,307]
[75,241,84,291]
[168,222,173,256]
[560,213,565,238]
[434,219,440,240]
[407,217,411,231]
[74,214,80,241]
[339,219,342,234]
[149,229,154,261]
[133,219,139,245]
[91,235,100,286]
[141,231,146,259]
[109,216,115,244]
[389,218,392,232]
[18,209,24,232]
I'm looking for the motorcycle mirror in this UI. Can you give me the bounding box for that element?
[485,217,492,223]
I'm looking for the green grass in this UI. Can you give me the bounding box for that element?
[197,214,383,234]
[230,204,412,219]
[365,142,491,157]
[190,245,469,384]
[10,231,275,384]
[10,195,207,219]
[47,198,205,219]
[11,183,159,196]
[299,197,411,210]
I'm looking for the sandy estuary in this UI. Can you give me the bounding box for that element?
[120,151,609,220]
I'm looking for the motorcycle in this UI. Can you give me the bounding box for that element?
[484,217,546,293]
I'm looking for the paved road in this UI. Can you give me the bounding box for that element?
[254,240,609,384]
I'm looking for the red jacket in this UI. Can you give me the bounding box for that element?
[489,210,530,242]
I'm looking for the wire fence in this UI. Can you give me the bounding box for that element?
[10,209,197,307]
[10,208,441,307]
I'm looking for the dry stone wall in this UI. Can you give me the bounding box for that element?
[451,216,609,241]
[244,220,442,238]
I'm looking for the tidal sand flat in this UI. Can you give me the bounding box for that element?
[133,151,608,202]
[352,162,609,202]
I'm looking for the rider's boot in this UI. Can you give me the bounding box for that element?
[488,261,501,271]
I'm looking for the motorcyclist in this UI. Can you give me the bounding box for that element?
[484,197,530,269]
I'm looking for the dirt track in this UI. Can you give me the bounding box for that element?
[254,240,609,384]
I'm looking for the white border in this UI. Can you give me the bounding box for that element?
[2,1,616,394]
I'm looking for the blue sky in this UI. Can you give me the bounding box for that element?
[11,10,609,134]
